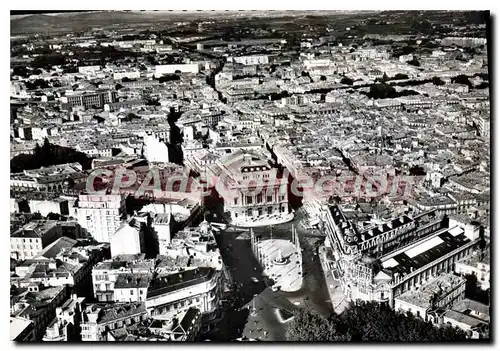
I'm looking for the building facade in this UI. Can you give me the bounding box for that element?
[80,303,148,341]
[66,91,117,110]
[10,220,62,261]
[320,206,483,307]
[91,255,155,302]
[145,267,223,325]
[207,150,290,226]
[76,194,126,243]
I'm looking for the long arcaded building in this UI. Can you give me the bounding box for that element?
[320,205,483,306]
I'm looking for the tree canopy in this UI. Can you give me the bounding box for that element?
[432,76,446,86]
[340,77,354,85]
[286,301,467,342]
[286,308,350,341]
[363,83,420,99]
[407,58,421,67]
[10,138,92,173]
[409,165,426,176]
[451,74,473,87]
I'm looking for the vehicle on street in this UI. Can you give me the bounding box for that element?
[251,277,259,283]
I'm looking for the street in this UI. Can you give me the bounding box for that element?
[202,210,333,340]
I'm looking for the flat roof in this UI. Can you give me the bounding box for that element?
[35,237,78,259]
[395,273,465,308]
[10,317,33,341]
[380,226,472,276]
[147,267,215,299]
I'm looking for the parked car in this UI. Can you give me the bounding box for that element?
[251,277,259,283]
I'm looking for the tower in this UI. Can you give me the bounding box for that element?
[76,193,126,243]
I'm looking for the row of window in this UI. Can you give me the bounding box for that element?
[242,173,270,180]
[240,205,286,217]
[14,251,36,257]
[152,296,203,315]
[95,283,112,291]
[242,194,279,205]
[13,238,40,243]
[396,247,473,294]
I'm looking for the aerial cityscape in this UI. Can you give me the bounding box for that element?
[9,10,490,342]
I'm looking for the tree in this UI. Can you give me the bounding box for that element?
[158,74,180,83]
[394,73,409,80]
[25,79,50,90]
[286,309,350,341]
[287,302,467,341]
[475,82,489,90]
[407,58,420,67]
[46,212,62,221]
[42,137,52,155]
[10,140,92,172]
[432,77,446,86]
[12,66,30,78]
[464,273,490,305]
[401,46,415,55]
[451,74,472,87]
[409,165,426,176]
[363,83,420,100]
[340,77,354,85]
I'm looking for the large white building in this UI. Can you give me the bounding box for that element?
[145,267,223,326]
[320,206,483,307]
[113,70,141,81]
[78,66,102,76]
[207,149,291,226]
[229,55,269,66]
[110,218,146,257]
[143,135,170,164]
[76,194,126,243]
[155,64,199,76]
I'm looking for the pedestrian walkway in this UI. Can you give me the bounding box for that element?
[256,239,302,292]
[318,244,349,314]
[231,212,294,228]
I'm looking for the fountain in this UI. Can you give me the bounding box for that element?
[273,249,287,265]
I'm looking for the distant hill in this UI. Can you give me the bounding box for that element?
[10,11,154,34]
[10,10,354,35]
[11,10,488,36]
